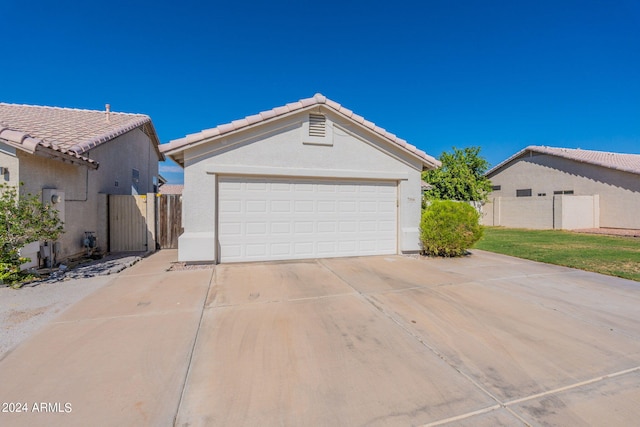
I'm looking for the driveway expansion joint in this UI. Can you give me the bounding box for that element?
[52,308,202,324]
[173,265,216,425]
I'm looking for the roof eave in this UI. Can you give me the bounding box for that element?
[141,120,165,161]
[485,147,533,177]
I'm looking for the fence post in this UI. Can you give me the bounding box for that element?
[146,193,157,253]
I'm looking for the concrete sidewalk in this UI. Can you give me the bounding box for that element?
[0,250,213,426]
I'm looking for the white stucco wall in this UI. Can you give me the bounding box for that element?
[178,109,426,262]
[0,142,20,187]
[487,155,640,229]
[16,128,160,261]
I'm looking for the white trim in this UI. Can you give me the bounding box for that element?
[206,165,408,181]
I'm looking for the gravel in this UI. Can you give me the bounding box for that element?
[0,253,145,358]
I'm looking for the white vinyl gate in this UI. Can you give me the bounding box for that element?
[218,177,397,263]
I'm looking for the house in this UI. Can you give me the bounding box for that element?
[161,93,440,263]
[484,146,640,230]
[0,103,163,265]
[158,184,184,195]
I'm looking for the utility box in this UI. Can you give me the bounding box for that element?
[42,188,65,223]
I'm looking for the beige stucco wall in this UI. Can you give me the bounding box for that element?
[178,109,427,262]
[89,128,159,196]
[488,197,554,229]
[483,195,599,230]
[555,195,600,229]
[487,154,640,229]
[14,128,160,261]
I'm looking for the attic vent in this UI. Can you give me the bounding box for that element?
[308,114,326,137]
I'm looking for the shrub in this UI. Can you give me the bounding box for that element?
[0,184,64,287]
[420,200,483,257]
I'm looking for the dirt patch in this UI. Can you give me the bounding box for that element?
[167,262,215,272]
[4,306,52,328]
[572,228,640,238]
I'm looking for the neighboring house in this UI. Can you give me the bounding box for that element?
[161,93,440,263]
[0,103,163,265]
[158,184,184,195]
[484,146,640,230]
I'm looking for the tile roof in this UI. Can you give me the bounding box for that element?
[0,103,163,168]
[160,93,440,169]
[158,184,184,195]
[487,145,640,177]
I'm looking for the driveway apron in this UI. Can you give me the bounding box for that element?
[176,252,640,426]
[1,250,640,426]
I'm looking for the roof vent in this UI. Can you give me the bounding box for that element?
[308,114,326,137]
[105,104,111,123]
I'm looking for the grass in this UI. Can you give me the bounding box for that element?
[473,227,640,282]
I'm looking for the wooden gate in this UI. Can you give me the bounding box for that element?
[109,195,150,252]
[157,194,183,249]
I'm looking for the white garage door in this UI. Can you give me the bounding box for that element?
[218,177,397,263]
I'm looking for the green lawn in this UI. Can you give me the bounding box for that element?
[474,227,640,281]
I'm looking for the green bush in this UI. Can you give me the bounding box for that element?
[420,200,483,257]
[0,184,63,287]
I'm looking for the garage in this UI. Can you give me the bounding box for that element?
[160,93,440,263]
[218,177,397,262]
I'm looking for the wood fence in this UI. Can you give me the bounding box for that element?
[157,194,183,249]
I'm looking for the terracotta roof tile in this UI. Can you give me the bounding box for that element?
[201,128,220,139]
[160,93,440,168]
[0,103,162,167]
[487,145,640,176]
[246,114,262,124]
[326,99,342,110]
[158,184,184,195]
[260,110,276,120]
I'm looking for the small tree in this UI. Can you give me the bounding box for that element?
[0,184,64,285]
[422,146,492,202]
[420,200,483,257]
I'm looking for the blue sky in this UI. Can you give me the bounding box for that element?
[1,0,638,184]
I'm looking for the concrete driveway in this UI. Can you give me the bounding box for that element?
[1,250,639,426]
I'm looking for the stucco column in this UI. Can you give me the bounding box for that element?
[178,171,217,262]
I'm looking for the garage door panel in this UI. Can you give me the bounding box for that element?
[339,221,357,232]
[339,201,357,212]
[294,200,314,212]
[246,244,267,257]
[272,200,292,212]
[338,241,357,253]
[219,222,242,236]
[218,178,397,263]
[317,201,336,212]
[358,221,376,232]
[317,222,337,233]
[379,220,396,232]
[270,222,291,234]
[246,222,267,235]
[294,242,314,255]
[318,185,336,192]
[246,200,267,213]
[220,200,241,213]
